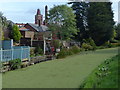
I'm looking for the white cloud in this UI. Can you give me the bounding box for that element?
[0,0,68,2]
[0,0,119,2]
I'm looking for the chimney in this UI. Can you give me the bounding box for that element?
[37,9,40,15]
[45,5,48,25]
[38,20,41,26]
[35,9,43,25]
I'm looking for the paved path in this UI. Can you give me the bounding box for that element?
[2,48,118,88]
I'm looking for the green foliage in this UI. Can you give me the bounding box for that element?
[57,48,68,59]
[0,12,8,27]
[82,43,93,51]
[57,45,81,59]
[48,5,78,40]
[0,24,4,40]
[111,29,117,40]
[34,46,43,55]
[83,37,96,49]
[51,40,61,49]
[68,2,89,41]
[115,23,120,40]
[103,41,113,48]
[30,47,35,57]
[11,24,21,42]
[69,45,81,54]
[0,12,14,40]
[87,2,114,45]
[21,62,29,68]
[80,54,119,88]
[9,59,21,70]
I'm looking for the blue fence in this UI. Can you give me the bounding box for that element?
[0,46,30,62]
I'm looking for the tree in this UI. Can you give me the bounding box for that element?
[0,12,6,40]
[11,24,21,42]
[68,2,89,41]
[87,2,115,45]
[7,20,14,39]
[48,5,78,40]
[115,23,120,40]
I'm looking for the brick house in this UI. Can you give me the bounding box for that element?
[18,6,54,54]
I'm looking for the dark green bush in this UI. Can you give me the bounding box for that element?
[35,46,43,55]
[9,59,21,70]
[103,41,118,48]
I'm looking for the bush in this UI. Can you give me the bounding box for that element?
[57,45,81,59]
[30,47,35,57]
[96,46,106,49]
[57,48,68,59]
[21,62,29,68]
[9,59,21,70]
[70,45,81,54]
[111,43,120,47]
[89,37,96,50]
[82,43,93,51]
[51,40,61,49]
[34,46,43,55]
[83,37,96,50]
[103,41,117,48]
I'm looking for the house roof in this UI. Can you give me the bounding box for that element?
[19,27,29,31]
[27,23,49,32]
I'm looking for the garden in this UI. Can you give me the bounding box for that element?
[2,47,118,88]
[0,1,120,88]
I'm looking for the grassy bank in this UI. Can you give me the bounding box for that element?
[80,54,119,88]
[2,48,118,88]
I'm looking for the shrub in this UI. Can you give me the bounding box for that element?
[89,37,96,50]
[51,40,61,49]
[110,42,120,47]
[57,45,81,59]
[70,45,81,54]
[82,43,93,51]
[103,41,117,48]
[9,59,21,70]
[57,48,68,59]
[96,46,106,49]
[30,47,35,56]
[21,62,29,68]
[34,46,43,55]
[82,38,96,50]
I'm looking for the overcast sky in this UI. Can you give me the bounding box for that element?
[0,0,119,23]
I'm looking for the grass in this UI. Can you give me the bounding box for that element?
[80,54,119,88]
[2,47,118,88]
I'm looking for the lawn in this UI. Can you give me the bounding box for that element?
[80,54,119,88]
[2,48,118,88]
